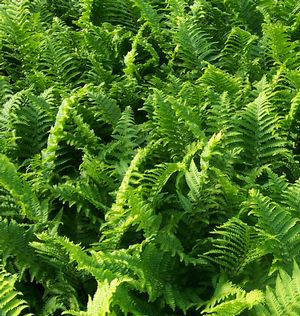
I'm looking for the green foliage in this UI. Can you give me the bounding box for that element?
[204,218,265,275]
[202,275,264,316]
[0,265,32,316]
[0,0,300,315]
[255,261,300,315]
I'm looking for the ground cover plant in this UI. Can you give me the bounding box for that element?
[0,0,300,315]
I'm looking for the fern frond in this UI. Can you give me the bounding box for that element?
[0,76,13,106]
[130,0,161,33]
[262,168,289,204]
[146,89,193,159]
[141,162,182,204]
[38,281,80,316]
[91,0,138,32]
[51,180,106,221]
[0,265,32,316]
[86,86,121,128]
[255,261,300,315]
[174,17,216,71]
[123,23,160,79]
[262,22,300,69]
[42,85,90,180]
[0,219,51,282]
[0,0,41,78]
[198,65,242,97]
[166,0,187,17]
[41,25,82,86]
[101,145,155,248]
[248,189,300,261]
[237,77,288,168]
[0,186,21,218]
[0,89,29,155]
[185,132,222,203]
[283,90,300,131]
[257,0,300,25]
[168,95,206,140]
[225,0,263,33]
[202,276,264,316]
[111,106,138,170]
[206,91,233,134]
[204,218,265,275]
[63,279,126,316]
[0,154,47,222]
[218,26,258,73]
[283,179,300,216]
[11,91,54,161]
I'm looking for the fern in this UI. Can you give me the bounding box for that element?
[86,86,121,128]
[202,275,264,316]
[225,0,263,33]
[173,17,216,71]
[262,22,300,69]
[0,0,42,80]
[204,218,266,275]
[41,85,90,180]
[283,179,300,216]
[1,0,300,315]
[185,132,222,203]
[0,76,13,106]
[64,279,126,316]
[248,189,300,262]
[101,145,155,248]
[91,0,138,32]
[257,0,300,25]
[0,265,32,316]
[0,154,47,222]
[11,91,54,161]
[145,89,193,159]
[0,186,21,218]
[51,235,197,313]
[40,23,82,87]
[255,261,300,315]
[198,65,242,97]
[237,77,288,168]
[218,27,258,73]
[130,0,161,33]
[0,219,53,282]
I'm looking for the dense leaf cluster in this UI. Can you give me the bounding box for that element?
[0,0,300,315]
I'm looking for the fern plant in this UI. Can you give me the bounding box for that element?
[1,0,300,315]
[0,265,32,316]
